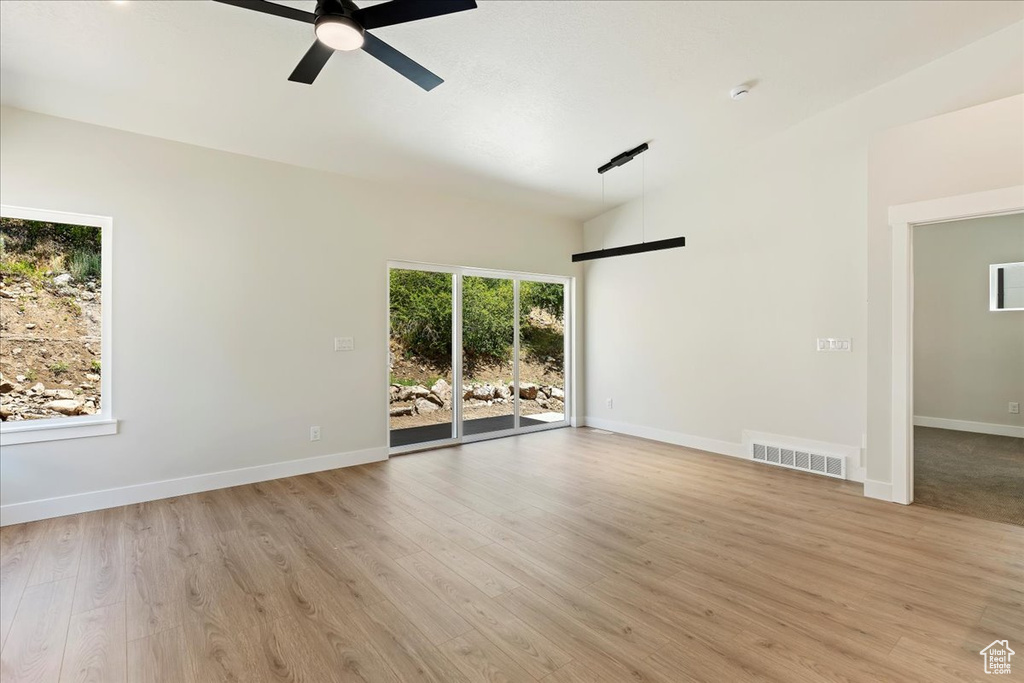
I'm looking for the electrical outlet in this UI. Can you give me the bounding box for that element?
[310,425,321,441]
[606,398,613,409]
[334,337,354,352]
[1010,402,1020,415]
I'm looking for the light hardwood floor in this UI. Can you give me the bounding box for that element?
[1,428,1021,682]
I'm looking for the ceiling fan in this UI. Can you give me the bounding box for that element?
[213,0,477,91]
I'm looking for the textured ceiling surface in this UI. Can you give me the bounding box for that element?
[1,0,1021,218]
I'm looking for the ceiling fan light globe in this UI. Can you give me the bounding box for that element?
[315,16,365,51]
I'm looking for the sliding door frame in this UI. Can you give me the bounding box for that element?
[387,260,573,455]
[386,261,461,454]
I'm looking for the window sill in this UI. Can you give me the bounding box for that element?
[0,418,118,445]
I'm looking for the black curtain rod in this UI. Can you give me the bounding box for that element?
[597,142,649,174]
[572,236,686,262]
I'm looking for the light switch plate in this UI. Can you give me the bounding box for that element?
[334,337,354,352]
[817,338,852,352]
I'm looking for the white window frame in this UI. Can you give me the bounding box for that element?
[0,205,117,445]
[989,262,1024,312]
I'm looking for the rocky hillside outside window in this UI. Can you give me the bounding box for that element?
[1,207,116,444]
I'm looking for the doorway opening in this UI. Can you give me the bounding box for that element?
[888,186,1024,517]
[387,262,572,454]
[911,214,1023,525]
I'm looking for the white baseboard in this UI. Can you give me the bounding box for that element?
[584,417,746,459]
[913,416,1024,438]
[583,418,869,484]
[0,446,387,526]
[846,465,867,484]
[863,479,894,502]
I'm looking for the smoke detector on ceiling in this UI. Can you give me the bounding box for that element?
[730,85,751,100]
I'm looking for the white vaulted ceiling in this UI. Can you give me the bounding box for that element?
[1,0,1021,219]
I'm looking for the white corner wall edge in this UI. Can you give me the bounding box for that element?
[0,446,387,526]
[584,417,747,461]
[913,416,1024,438]
[863,479,894,502]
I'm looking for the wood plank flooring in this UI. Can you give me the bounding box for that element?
[1,427,1021,682]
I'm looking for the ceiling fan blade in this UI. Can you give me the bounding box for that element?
[353,0,477,30]
[212,0,316,24]
[289,41,335,84]
[361,32,443,91]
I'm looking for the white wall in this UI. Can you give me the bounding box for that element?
[0,106,582,520]
[583,136,867,456]
[583,23,1023,477]
[913,214,1024,431]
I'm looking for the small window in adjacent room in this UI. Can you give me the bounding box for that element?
[0,206,116,444]
[990,261,1024,311]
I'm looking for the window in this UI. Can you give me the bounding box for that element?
[990,261,1024,311]
[1,206,116,444]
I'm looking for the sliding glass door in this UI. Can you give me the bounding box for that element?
[461,275,516,438]
[518,280,567,427]
[388,263,571,453]
[388,267,457,449]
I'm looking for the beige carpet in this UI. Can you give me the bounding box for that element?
[914,426,1024,526]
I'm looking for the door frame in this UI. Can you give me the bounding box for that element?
[387,260,575,455]
[888,185,1024,504]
